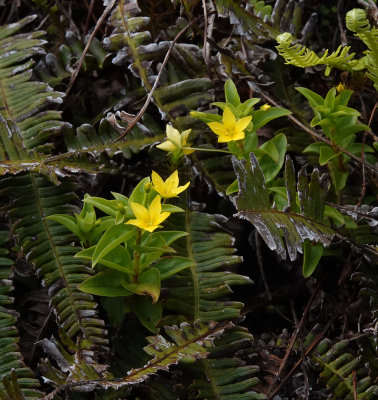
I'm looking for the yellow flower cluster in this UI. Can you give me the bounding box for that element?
[126,171,189,233]
[207,106,252,143]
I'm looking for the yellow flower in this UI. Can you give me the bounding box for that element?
[126,196,170,233]
[156,125,194,155]
[336,82,345,93]
[207,106,252,143]
[260,103,271,111]
[151,170,190,198]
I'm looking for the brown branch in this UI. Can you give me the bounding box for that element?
[267,315,337,400]
[65,0,117,96]
[114,12,214,142]
[259,92,378,175]
[267,284,320,395]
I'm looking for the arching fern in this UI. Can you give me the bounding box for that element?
[0,229,42,399]
[276,32,356,75]
[276,8,378,87]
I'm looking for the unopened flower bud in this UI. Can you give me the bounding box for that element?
[144,182,152,193]
[260,103,271,111]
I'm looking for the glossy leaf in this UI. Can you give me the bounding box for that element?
[92,224,135,266]
[122,268,161,303]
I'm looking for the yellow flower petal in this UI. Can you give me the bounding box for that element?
[149,195,162,219]
[235,115,252,133]
[155,212,171,226]
[223,106,236,130]
[181,129,192,145]
[230,130,245,141]
[126,196,170,232]
[165,171,179,193]
[129,202,149,223]
[156,141,177,152]
[207,121,228,136]
[126,218,145,230]
[166,125,181,144]
[174,181,190,195]
[151,171,166,196]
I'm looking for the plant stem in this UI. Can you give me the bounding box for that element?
[132,229,142,283]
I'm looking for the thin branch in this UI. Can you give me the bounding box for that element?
[267,315,337,400]
[114,12,214,141]
[267,284,320,395]
[65,0,117,96]
[259,91,378,175]
[202,0,208,65]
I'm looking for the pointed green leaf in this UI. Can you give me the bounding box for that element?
[151,231,188,246]
[92,224,135,266]
[319,146,339,165]
[296,87,324,108]
[260,139,279,162]
[84,196,119,217]
[161,204,185,213]
[226,179,239,195]
[155,256,194,280]
[75,245,132,274]
[122,268,161,303]
[302,240,324,277]
[80,270,134,297]
[46,214,81,238]
[224,79,241,107]
[251,107,291,130]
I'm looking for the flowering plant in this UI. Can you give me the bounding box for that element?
[48,171,192,332]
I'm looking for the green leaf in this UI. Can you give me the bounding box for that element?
[134,244,176,254]
[226,179,239,195]
[134,296,162,333]
[122,268,161,303]
[302,240,324,277]
[258,133,287,182]
[92,224,135,266]
[251,107,291,130]
[303,142,325,154]
[296,87,325,108]
[129,177,150,204]
[319,145,339,165]
[46,214,81,238]
[151,231,188,246]
[259,139,279,162]
[79,269,134,297]
[324,205,345,226]
[224,79,241,107]
[84,196,119,217]
[75,245,132,274]
[155,256,194,280]
[161,204,185,213]
[189,111,222,124]
[233,154,335,261]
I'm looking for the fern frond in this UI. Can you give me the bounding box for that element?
[0,15,67,153]
[164,211,251,321]
[311,338,378,399]
[276,32,355,73]
[0,230,43,399]
[41,321,232,393]
[215,0,279,39]
[233,154,335,261]
[190,327,266,400]
[0,174,108,354]
[346,8,378,90]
